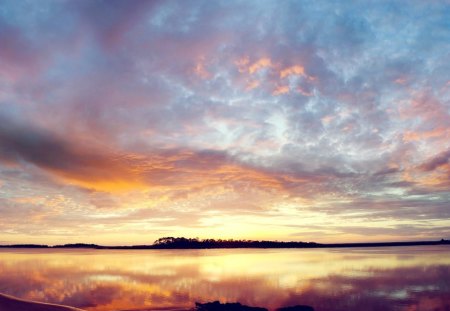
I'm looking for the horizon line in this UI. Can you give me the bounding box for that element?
[1,238,449,249]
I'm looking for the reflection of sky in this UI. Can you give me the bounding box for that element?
[0,247,449,311]
[1,1,450,244]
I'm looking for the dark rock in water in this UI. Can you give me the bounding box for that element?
[195,301,268,311]
[276,306,315,311]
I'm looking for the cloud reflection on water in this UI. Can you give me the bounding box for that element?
[0,247,449,311]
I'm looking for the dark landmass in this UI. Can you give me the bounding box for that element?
[0,293,84,311]
[151,237,319,249]
[0,237,449,249]
[195,301,315,311]
[0,244,50,248]
[195,301,268,311]
[0,295,315,311]
[53,243,101,249]
[276,306,315,311]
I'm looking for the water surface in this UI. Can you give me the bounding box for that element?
[0,246,449,311]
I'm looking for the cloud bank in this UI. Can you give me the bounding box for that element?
[0,0,449,243]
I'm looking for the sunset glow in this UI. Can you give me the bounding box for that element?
[0,0,449,245]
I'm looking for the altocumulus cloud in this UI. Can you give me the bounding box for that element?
[0,0,449,244]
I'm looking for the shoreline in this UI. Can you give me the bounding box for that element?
[0,293,192,311]
[0,293,84,311]
[0,240,448,250]
[0,294,317,311]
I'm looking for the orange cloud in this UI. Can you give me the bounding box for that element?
[248,57,272,74]
[193,63,210,79]
[0,122,312,196]
[193,57,210,79]
[272,85,289,95]
[235,59,316,96]
[402,128,449,142]
[246,80,260,90]
[49,146,325,201]
[414,166,450,190]
[280,65,305,78]
[400,150,450,191]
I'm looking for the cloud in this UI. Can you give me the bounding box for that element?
[0,115,314,196]
[69,0,159,49]
[420,149,450,172]
[0,117,144,191]
[0,0,449,243]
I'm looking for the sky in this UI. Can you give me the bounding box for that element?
[0,0,449,245]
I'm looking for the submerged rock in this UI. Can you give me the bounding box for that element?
[195,301,268,311]
[276,306,315,311]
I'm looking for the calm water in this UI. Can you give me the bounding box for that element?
[0,246,449,311]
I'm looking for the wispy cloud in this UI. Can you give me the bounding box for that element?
[0,0,449,243]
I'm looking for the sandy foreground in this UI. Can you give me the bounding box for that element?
[0,293,85,311]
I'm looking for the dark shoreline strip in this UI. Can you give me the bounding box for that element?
[0,239,448,250]
[0,293,84,311]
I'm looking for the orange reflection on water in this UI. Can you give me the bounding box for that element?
[0,247,449,311]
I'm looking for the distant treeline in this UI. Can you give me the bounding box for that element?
[152,237,318,249]
[0,237,449,249]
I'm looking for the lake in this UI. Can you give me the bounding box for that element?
[0,246,449,311]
